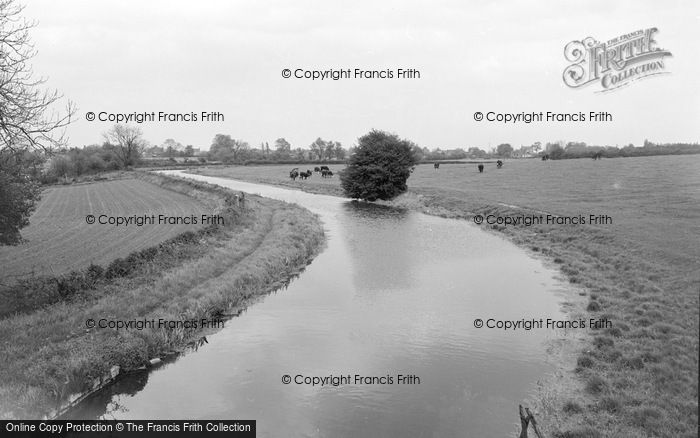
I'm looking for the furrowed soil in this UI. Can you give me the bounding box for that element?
[0,172,325,419]
[0,177,209,281]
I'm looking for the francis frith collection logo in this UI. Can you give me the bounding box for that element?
[563,28,672,92]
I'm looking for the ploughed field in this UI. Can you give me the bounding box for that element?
[0,172,325,419]
[0,178,210,280]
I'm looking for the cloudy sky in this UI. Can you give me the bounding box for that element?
[25,0,700,151]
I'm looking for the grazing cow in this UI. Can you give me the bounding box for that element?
[478,164,484,173]
[289,168,299,180]
[321,169,334,178]
[496,160,503,168]
[314,166,321,172]
[434,163,440,170]
[592,152,603,160]
[541,154,550,161]
[320,165,330,172]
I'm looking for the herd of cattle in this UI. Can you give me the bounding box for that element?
[290,161,511,180]
[288,155,603,180]
[434,160,504,173]
[289,166,333,181]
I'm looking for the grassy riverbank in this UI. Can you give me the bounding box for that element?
[0,172,325,419]
[190,161,699,438]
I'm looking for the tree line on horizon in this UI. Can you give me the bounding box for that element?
[3,0,699,245]
[99,132,700,166]
[414,140,700,161]
[206,135,347,163]
[18,129,700,185]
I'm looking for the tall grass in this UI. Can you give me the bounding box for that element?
[0,173,325,419]
[193,161,699,437]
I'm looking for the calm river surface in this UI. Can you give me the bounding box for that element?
[71,171,573,437]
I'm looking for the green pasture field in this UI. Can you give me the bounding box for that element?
[192,155,700,437]
[193,156,700,268]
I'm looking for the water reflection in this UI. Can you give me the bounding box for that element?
[62,370,150,420]
[67,172,569,438]
[341,201,416,292]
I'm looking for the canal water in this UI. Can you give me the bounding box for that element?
[70,171,571,437]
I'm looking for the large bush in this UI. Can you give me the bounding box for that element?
[0,153,42,245]
[340,130,417,201]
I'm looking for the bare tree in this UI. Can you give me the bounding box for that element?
[334,141,346,160]
[1,0,74,245]
[104,125,146,167]
[0,0,75,153]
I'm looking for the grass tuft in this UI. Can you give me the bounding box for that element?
[576,355,595,370]
[0,172,325,419]
[553,427,602,438]
[562,401,583,414]
[190,162,700,437]
[585,376,608,395]
[599,396,622,414]
[586,301,601,312]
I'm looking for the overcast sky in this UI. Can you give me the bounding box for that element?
[25,0,700,151]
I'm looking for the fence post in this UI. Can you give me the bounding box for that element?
[519,405,543,438]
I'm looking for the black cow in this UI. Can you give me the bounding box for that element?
[478,164,484,173]
[299,170,312,179]
[496,160,503,168]
[320,165,330,172]
[434,163,440,170]
[541,154,550,161]
[314,166,321,172]
[321,169,334,178]
[592,152,603,160]
[289,168,299,180]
